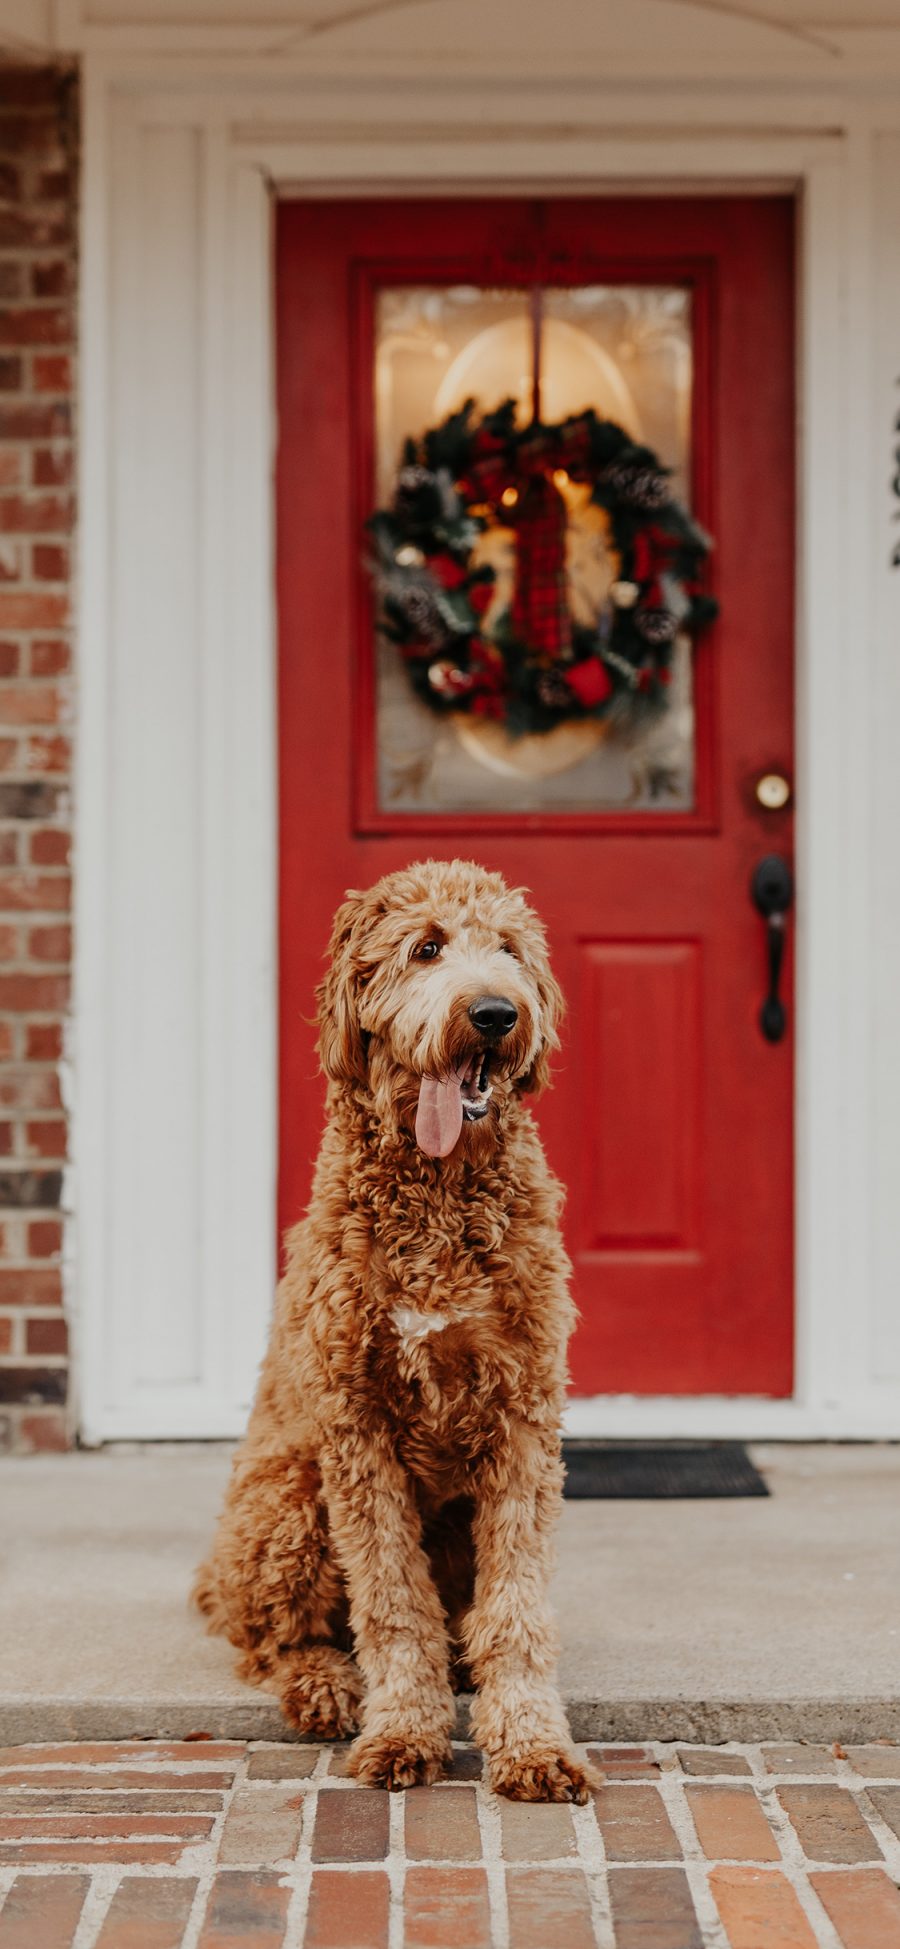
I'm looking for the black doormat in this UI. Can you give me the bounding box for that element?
[561,1440,769,1500]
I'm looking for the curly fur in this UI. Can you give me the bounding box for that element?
[194,858,593,1802]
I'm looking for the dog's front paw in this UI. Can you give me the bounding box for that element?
[349,1731,452,1791]
[489,1747,595,1804]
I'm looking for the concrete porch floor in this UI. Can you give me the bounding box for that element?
[2,1443,899,1747]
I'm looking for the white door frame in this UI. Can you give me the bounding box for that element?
[74,62,894,1438]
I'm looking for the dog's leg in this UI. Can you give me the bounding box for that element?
[423,1497,476,1694]
[193,1451,363,1740]
[319,1426,455,1789]
[463,1427,592,1804]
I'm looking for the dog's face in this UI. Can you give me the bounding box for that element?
[317,859,563,1156]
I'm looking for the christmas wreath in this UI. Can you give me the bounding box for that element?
[368,398,717,736]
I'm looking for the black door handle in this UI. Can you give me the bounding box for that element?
[751,855,793,1043]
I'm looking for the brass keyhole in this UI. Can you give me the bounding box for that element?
[755,773,791,811]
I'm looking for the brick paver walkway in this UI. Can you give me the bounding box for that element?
[2,1740,900,1947]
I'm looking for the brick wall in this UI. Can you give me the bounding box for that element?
[0,65,77,1453]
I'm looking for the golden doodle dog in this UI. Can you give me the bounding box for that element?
[195,857,592,1802]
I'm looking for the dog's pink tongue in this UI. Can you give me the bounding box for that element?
[415,1072,464,1158]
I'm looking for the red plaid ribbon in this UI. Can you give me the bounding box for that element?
[461,415,598,660]
[510,473,570,660]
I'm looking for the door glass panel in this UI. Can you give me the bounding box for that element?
[373,284,694,816]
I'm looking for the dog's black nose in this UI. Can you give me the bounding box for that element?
[468,994,518,1037]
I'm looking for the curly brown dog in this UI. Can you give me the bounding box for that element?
[194,857,592,1802]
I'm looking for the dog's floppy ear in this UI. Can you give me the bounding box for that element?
[316,890,371,1085]
[516,923,565,1099]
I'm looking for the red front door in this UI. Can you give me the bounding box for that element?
[277,196,795,1398]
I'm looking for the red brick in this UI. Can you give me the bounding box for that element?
[0,683,61,724]
[592,1784,681,1861]
[777,1786,882,1863]
[17,1410,67,1451]
[0,1169,62,1210]
[0,1744,242,1767]
[0,738,19,767]
[0,453,21,488]
[678,1749,753,1776]
[32,355,71,393]
[0,307,69,348]
[0,1767,234,1790]
[218,1786,304,1866]
[30,262,68,300]
[0,356,22,391]
[32,543,67,581]
[507,1867,596,1949]
[0,1271,62,1307]
[863,1785,900,1839]
[0,266,23,302]
[686,1785,780,1862]
[0,401,69,440]
[28,923,69,961]
[0,1121,12,1153]
[37,170,70,201]
[499,1797,578,1860]
[590,1747,659,1770]
[30,643,71,683]
[0,1316,12,1353]
[607,1868,702,1948]
[304,1869,390,1949]
[0,972,68,1010]
[246,1747,318,1779]
[0,925,15,960]
[0,540,22,580]
[0,1070,63,1108]
[810,1866,900,1947]
[0,111,62,150]
[31,452,72,489]
[0,493,71,534]
[25,736,70,773]
[28,829,69,866]
[0,871,69,910]
[848,1745,900,1777]
[311,1788,389,1863]
[197,1871,291,1949]
[0,1367,67,1406]
[406,1785,481,1862]
[25,1315,67,1356]
[0,1872,88,1949]
[0,644,18,677]
[27,1217,61,1257]
[0,1842,188,1864]
[24,1021,62,1058]
[0,594,68,630]
[0,1020,13,1055]
[24,1118,66,1157]
[93,1876,199,1949]
[404,1868,492,1949]
[710,1866,819,1949]
[0,1813,214,1840]
[0,1791,224,1813]
[0,72,64,108]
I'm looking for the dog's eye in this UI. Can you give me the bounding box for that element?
[500,940,518,959]
[414,940,442,962]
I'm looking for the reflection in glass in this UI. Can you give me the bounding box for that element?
[373,284,694,815]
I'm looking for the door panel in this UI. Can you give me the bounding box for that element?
[277,195,795,1398]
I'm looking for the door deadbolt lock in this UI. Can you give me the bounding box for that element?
[755,772,791,811]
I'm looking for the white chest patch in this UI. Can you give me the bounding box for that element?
[391,1305,450,1346]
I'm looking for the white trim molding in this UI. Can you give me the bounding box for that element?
[74,60,900,1440]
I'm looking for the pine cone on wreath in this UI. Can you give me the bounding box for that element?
[634,607,678,646]
[599,460,671,512]
[536,668,574,712]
